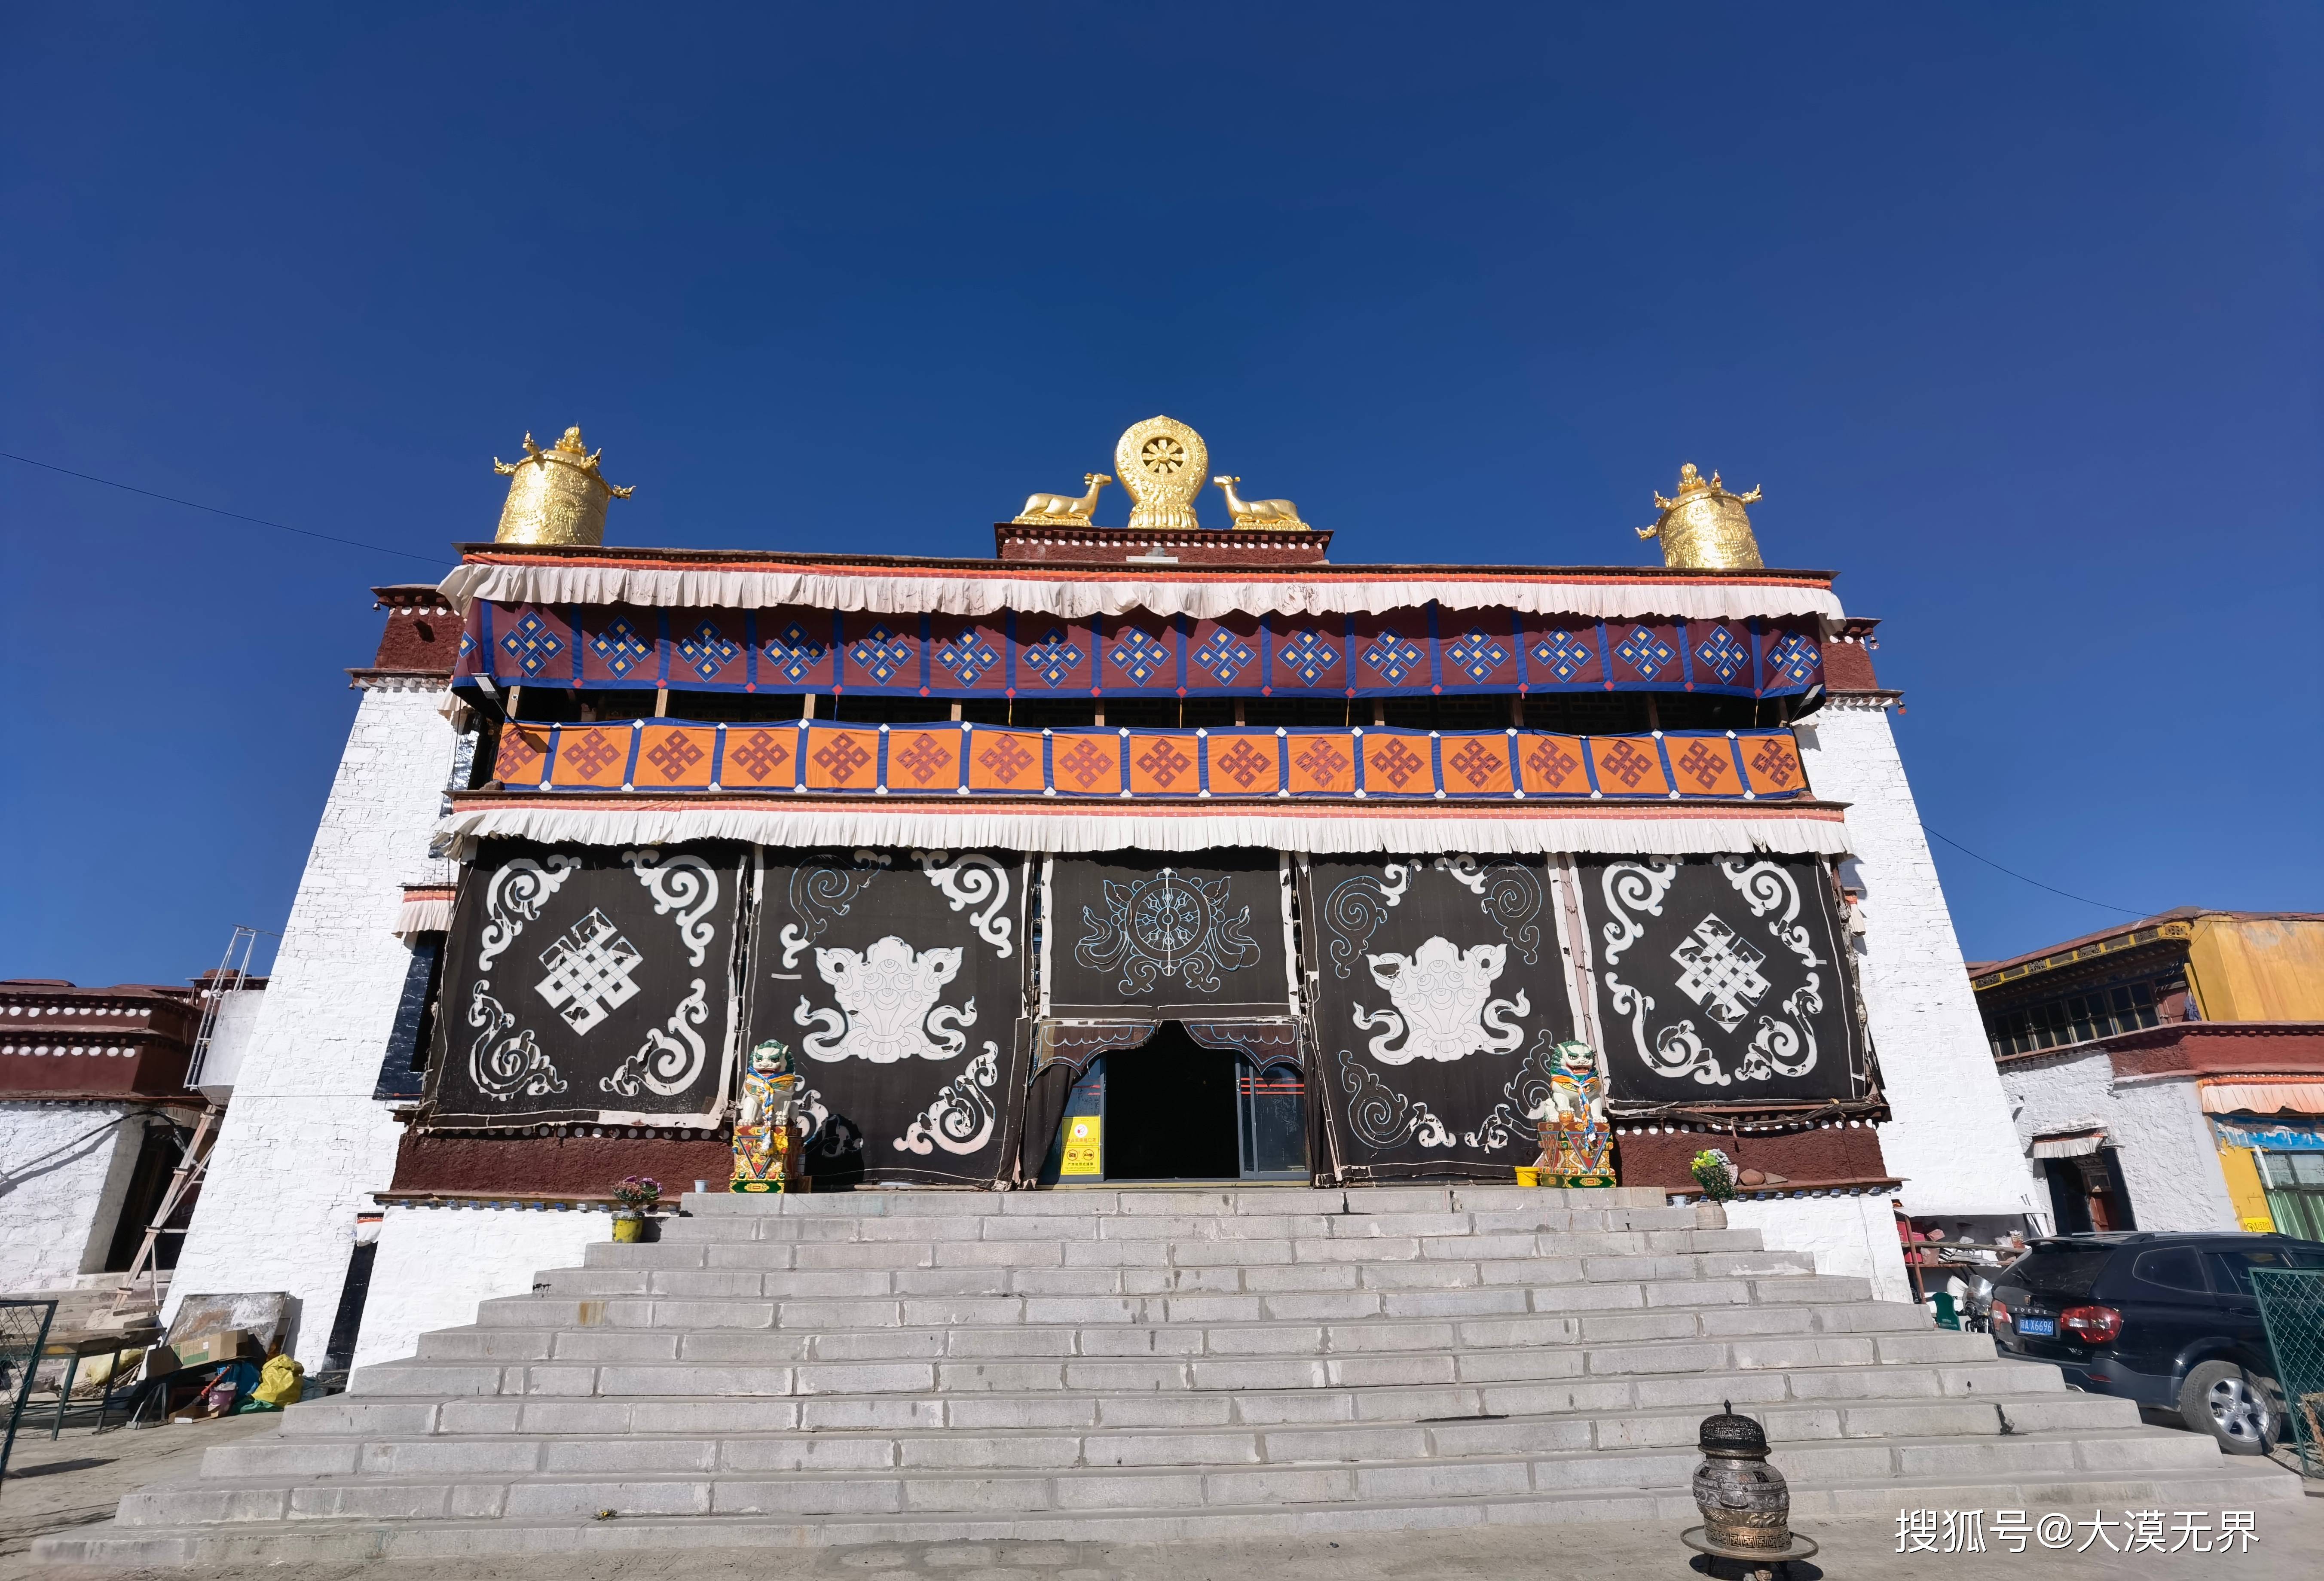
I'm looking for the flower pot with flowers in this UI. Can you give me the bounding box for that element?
[610,1176,662,1242]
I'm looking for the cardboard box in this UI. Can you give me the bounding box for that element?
[171,1329,250,1369]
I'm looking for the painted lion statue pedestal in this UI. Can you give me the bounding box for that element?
[1527,1038,1616,1188]
[732,1037,806,1193]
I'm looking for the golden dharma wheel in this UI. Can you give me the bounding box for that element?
[493,426,633,546]
[1115,415,1208,533]
[1639,463,1764,570]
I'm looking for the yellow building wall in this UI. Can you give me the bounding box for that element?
[2215,1145,2275,1233]
[2185,914,2324,1022]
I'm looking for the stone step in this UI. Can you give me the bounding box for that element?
[345,1326,2002,1404]
[283,1355,2059,1441]
[42,1454,2301,1568]
[120,1419,2226,1527]
[572,1235,1785,1282]
[465,1271,1867,1337]
[414,1290,1935,1364]
[671,1186,1678,1221]
[209,1378,2109,1481]
[529,1251,1825,1306]
[657,1210,1721,1245]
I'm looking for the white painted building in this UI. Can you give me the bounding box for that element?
[158,435,2055,1367]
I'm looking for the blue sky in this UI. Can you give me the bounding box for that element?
[3,3,2317,983]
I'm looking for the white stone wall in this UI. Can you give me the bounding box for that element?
[1728,1193,1916,1304]
[352,1203,609,1370]
[164,684,458,1367]
[0,1102,143,1291]
[1797,697,2038,1218]
[1999,1050,2238,1233]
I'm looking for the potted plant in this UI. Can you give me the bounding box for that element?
[1690,1149,1737,1202]
[609,1175,661,1242]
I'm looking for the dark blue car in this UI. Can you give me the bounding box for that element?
[1990,1230,2324,1454]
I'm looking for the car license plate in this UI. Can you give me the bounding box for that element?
[2016,1317,2055,1336]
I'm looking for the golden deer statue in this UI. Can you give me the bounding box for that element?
[1213,475,1308,530]
[1014,473,1112,525]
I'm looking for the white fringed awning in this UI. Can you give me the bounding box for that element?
[2202,1082,2324,1116]
[392,888,456,940]
[432,798,1853,859]
[437,562,1846,625]
[2030,1129,2107,1159]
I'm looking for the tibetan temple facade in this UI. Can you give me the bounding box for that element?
[166,418,2034,1370]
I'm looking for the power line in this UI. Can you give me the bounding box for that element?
[1924,828,2149,918]
[0,449,450,568]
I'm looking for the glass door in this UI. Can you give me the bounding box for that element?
[1236,1059,1309,1180]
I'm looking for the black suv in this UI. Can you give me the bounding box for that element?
[1991,1231,2324,1453]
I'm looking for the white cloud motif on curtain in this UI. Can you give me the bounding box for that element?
[602,979,709,1098]
[796,936,976,1062]
[1352,938,1530,1064]
[894,1045,1002,1155]
[914,850,1014,958]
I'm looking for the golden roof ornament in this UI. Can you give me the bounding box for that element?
[492,426,633,546]
[1013,473,1113,526]
[1213,476,1309,531]
[1115,415,1208,532]
[1638,462,1764,570]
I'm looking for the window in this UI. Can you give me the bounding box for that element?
[2256,1152,2324,1241]
[2005,1245,2115,1300]
[1986,980,2161,1056]
[2129,1246,2206,1293]
[2209,1240,2324,1296]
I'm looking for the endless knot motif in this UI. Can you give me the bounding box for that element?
[1596,739,1657,789]
[1276,629,1340,685]
[891,733,950,785]
[643,732,706,781]
[1525,737,1580,786]
[1192,629,1256,686]
[977,734,1037,785]
[1675,739,1729,790]
[813,733,873,784]
[561,731,623,779]
[1054,738,1114,790]
[535,909,643,1035]
[1694,627,1750,685]
[500,610,564,677]
[1108,627,1172,685]
[1443,630,1510,683]
[1361,629,1427,684]
[728,729,791,783]
[1135,738,1193,788]
[591,617,652,678]
[1670,914,1770,1032]
[1446,737,1501,788]
[677,620,739,681]
[1748,737,1798,789]
[1020,629,1084,688]
[1767,632,1822,685]
[1212,738,1270,789]
[1614,626,1677,680]
[1531,629,1595,682]
[1370,738,1427,789]
[934,629,1001,687]
[763,622,828,684]
[498,729,548,781]
[1293,738,1350,784]
[850,626,915,684]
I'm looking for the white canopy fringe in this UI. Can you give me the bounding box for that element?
[433,803,1852,860]
[438,563,1845,625]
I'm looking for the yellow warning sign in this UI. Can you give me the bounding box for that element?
[1060,1116,1103,1177]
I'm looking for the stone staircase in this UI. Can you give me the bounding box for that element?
[37,1186,2299,1565]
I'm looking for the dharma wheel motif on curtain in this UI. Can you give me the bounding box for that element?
[1043,852,1297,1022]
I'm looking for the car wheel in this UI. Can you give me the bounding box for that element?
[2177,1361,2280,1455]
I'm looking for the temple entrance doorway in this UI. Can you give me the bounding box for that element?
[1044,1022,1308,1184]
